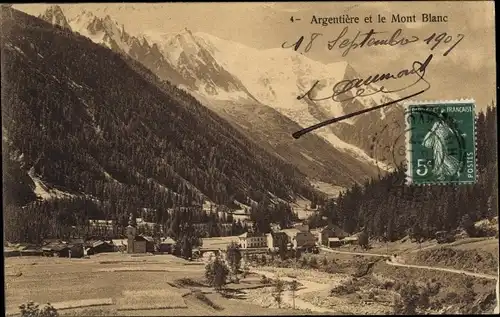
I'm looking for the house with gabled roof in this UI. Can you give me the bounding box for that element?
[238,232,266,249]
[158,237,176,253]
[85,240,114,255]
[318,224,348,246]
[266,231,288,251]
[280,228,316,250]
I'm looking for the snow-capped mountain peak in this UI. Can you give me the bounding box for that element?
[145,29,254,101]
[186,32,403,170]
[39,5,71,30]
[192,32,401,120]
[163,28,202,65]
[37,7,400,178]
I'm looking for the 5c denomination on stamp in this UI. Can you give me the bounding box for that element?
[404,100,477,185]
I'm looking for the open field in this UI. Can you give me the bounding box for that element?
[202,236,240,249]
[5,253,315,316]
[5,235,498,315]
[446,238,499,259]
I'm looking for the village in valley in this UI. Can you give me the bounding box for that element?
[4,201,362,259]
[5,198,499,316]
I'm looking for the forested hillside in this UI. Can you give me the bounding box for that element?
[309,106,498,240]
[1,8,318,242]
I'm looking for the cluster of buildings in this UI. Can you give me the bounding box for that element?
[4,234,178,258]
[86,217,163,237]
[236,223,360,252]
[311,225,360,248]
[237,223,317,252]
[5,215,362,259]
[4,215,177,258]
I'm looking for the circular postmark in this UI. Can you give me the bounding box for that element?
[370,106,468,195]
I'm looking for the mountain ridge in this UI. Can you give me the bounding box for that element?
[2,7,319,212]
[34,5,403,189]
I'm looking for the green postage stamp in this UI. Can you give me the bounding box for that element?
[405,100,477,185]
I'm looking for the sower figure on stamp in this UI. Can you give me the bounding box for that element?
[422,120,461,180]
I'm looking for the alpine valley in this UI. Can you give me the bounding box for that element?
[4,4,407,219]
[2,5,499,317]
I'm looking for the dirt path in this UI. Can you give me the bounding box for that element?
[249,268,336,313]
[406,237,493,254]
[320,247,388,258]
[386,257,497,280]
[321,247,497,280]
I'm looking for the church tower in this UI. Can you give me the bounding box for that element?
[126,213,137,254]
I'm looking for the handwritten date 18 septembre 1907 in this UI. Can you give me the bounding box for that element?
[282,26,465,57]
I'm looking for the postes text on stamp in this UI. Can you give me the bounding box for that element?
[404,100,477,185]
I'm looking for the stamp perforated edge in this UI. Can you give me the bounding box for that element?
[402,99,477,186]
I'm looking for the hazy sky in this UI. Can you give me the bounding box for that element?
[15,2,496,110]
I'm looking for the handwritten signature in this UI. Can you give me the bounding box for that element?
[297,53,432,103]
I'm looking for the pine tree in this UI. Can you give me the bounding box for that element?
[205,256,229,292]
[289,280,299,309]
[226,241,242,281]
[273,278,285,308]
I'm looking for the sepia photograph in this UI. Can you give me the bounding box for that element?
[2,2,498,316]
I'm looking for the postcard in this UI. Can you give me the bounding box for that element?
[2,2,498,316]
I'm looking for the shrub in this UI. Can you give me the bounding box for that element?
[226,242,242,278]
[19,301,59,317]
[461,277,476,305]
[177,278,204,287]
[273,278,285,308]
[323,262,338,274]
[426,280,442,297]
[300,256,308,268]
[330,282,359,296]
[205,256,230,292]
[392,281,431,315]
[358,231,369,249]
[321,256,329,267]
[260,275,271,284]
[260,254,267,265]
[393,281,402,292]
[309,256,318,269]
[383,280,394,290]
[444,291,460,304]
[368,290,375,300]
[273,258,284,267]
[242,265,250,278]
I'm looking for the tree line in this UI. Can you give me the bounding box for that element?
[309,105,497,241]
[3,195,263,243]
